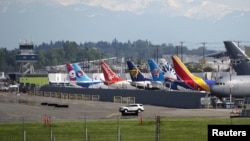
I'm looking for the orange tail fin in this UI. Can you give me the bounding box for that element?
[100,61,124,82]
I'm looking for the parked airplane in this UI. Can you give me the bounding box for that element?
[66,63,76,81]
[171,55,215,92]
[210,41,250,98]
[127,60,159,90]
[66,63,104,88]
[158,58,177,81]
[210,75,250,98]
[100,61,135,89]
[148,58,189,90]
[224,40,250,75]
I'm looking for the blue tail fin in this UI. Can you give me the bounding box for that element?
[72,63,93,81]
[148,59,165,82]
[127,61,151,82]
[148,58,187,90]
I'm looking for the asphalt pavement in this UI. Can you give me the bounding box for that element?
[0,92,235,122]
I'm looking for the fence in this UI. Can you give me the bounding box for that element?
[29,91,101,102]
[114,96,136,104]
[1,116,249,141]
[30,91,135,104]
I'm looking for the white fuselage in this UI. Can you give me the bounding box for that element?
[211,75,250,98]
[105,81,136,89]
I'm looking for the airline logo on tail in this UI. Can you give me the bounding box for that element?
[127,61,139,79]
[148,59,165,81]
[172,55,210,92]
[72,63,93,81]
[101,61,115,80]
[159,60,176,74]
[130,69,139,78]
[66,63,104,88]
[66,63,76,81]
[76,69,84,77]
[153,69,160,78]
[127,60,153,83]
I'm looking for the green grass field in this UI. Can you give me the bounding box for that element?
[0,117,249,141]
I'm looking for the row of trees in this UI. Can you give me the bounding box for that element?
[0,39,217,73]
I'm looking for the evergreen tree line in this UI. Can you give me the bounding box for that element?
[0,39,217,72]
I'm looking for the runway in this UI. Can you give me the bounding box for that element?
[0,92,234,122]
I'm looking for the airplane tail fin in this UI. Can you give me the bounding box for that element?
[148,59,165,81]
[158,58,177,81]
[171,55,194,81]
[72,63,93,81]
[100,61,125,82]
[127,61,151,81]
[224,41,250,75]
[66,63,76,81]
[172,55,210,91]
[224,41,249,60]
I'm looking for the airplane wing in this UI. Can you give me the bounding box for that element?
[205,51,227,58]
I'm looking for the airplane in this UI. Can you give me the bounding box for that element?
[223,40,250,75]
[100,61,135,89]
[171,55,215,92]
[209,41,250,98]
[147,58,189,90]
[158,58,178,81]
[210,75,250,98]
[66,63,104,88]
[66,63,76,81]
[126,60,159,90]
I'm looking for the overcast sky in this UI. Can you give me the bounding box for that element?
[1,0,250,50]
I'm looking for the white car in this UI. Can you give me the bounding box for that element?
[119,103,144,114]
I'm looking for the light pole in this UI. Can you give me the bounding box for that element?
[180,41,184,62]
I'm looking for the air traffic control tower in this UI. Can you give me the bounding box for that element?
[16,41,38,74]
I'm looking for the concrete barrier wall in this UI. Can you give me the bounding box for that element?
[39,86,207,109]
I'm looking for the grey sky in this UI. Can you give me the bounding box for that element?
[1,0,250,50]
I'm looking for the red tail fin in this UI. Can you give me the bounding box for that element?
[172,55,210,91]
[66,63,76,81]
[100,61,124,82]
[172,55,193,81]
